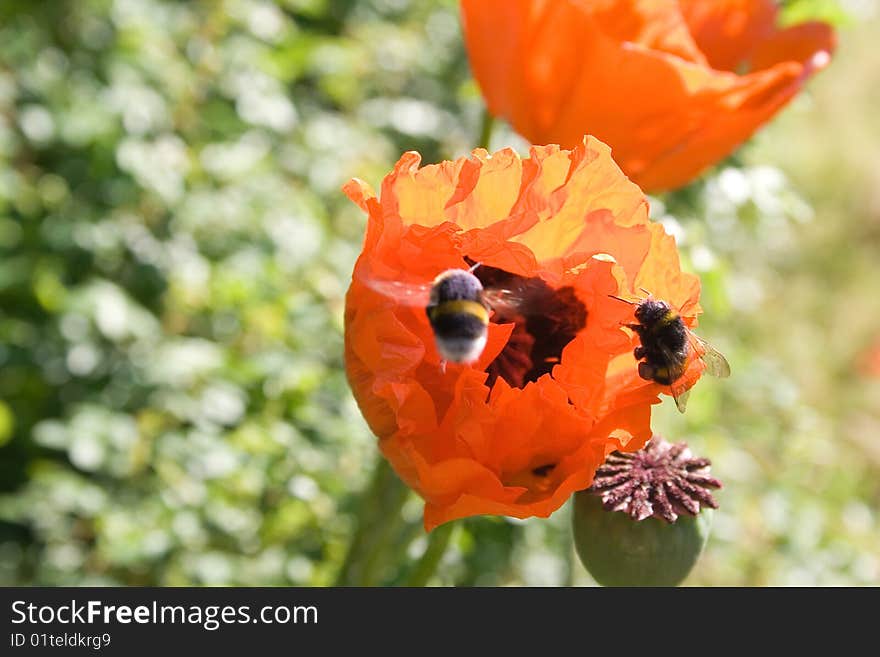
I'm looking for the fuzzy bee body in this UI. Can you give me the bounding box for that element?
[628,300,689,385]
[425,270,491,364]
[621,295,730,413]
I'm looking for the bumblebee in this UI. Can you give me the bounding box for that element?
[424,268,493,364]
[614,293,730,413]
[362,265,521,365]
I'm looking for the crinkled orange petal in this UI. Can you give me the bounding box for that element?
[633,224,702,320]
[378,152,465,228]
[444,148,523,231]
[510,139,651,262]
[460,0,836,192]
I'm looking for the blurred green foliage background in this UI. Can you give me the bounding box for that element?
[0,0,877,586]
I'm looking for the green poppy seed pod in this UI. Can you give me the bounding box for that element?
[572,437,721,587]
[573,490,713,586]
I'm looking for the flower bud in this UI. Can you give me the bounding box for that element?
[572,437,720,586]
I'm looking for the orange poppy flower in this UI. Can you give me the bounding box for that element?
[861,339,880,379]
[460,0,836,192]
[344,137,703,530]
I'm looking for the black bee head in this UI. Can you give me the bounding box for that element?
[634,298,671,325]
[429,269,484,306]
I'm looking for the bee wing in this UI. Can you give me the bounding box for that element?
[361,277,432,307]
[481,288,524,317]
[664,332,728,414]
[671,386,691,414]
[687,331,731,378]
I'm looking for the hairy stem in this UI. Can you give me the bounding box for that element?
[334,457,411,586]
[405,521,456,587]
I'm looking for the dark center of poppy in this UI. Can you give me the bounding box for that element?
[468,262,587,389]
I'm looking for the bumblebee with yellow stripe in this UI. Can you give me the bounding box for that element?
[362,265,522,366]
[613,293,730,413]
[425,270,493,364]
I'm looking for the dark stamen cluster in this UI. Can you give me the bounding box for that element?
[472,263,587,389]
[589,437,722,523]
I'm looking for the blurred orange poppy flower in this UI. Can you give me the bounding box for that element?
[344,137,703,529]
[461,0,835,191]
[861,339,880,378]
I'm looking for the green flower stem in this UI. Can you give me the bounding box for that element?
[404,521,456,587]
[357,495,412,586]
[335,457,411,586]
[478,109,495,150]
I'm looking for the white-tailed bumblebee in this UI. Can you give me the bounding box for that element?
[613,293,730,413]
[362,265,522,366]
